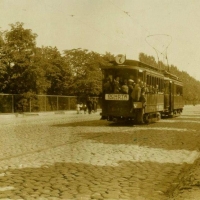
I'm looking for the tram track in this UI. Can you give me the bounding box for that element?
[0,132,107,162]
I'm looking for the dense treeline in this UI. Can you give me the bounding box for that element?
[0,22,111,110]
[139,53,200,104]
[0,22,199,111]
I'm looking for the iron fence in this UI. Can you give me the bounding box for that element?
[0,94,79,113]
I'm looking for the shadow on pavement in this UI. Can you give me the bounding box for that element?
[77,130,200,151]
[52,120,137,127]
[52,119,151,127]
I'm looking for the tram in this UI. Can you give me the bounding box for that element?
[100,55,184,124]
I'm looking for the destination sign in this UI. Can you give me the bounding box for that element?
[105,94,129,100]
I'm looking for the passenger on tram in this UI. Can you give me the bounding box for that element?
[128,79,134,95]
[131,82,140,101]
[140,81,144,87]
[139,92,147,109]
[140,81,145,93]
[149,85,153,93]
[142,82,149,94]
[139,92,147,124]
[152,86,156,94]
[146,84,150,94]
[103,78,112,93]
[155,85,159,93]
[113,76,121,93]
[134,83,141,101]
[121,80,129,94]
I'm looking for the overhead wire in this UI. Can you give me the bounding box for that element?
[108,0,172,65]
[145,34,172,68]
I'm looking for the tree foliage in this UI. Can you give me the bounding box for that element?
[0,22,38,94]
[63,48,103,96]
[0,22,108,111]
[139,53,158,68]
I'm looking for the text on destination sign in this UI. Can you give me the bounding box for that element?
[105,94,129,100]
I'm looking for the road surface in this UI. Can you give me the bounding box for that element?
[0,105,200,200]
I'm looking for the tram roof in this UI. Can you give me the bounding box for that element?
[163,70,179,80]
[101,59,162,73]
[101,59,182,82]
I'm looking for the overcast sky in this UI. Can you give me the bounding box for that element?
[1,0,200,80]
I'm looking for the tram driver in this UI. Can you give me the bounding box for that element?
[103,78,112,93]
[113,76,121,93]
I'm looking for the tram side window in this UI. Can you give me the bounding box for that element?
[164,81,169,94]
[147,75,149,85]
[146,75,155,93]
[138,70,143,84]
[159,79,164,93]
[158,79,161,92]
[161,79,164,92]
[176,85,183,96]
[157,78,160,92]
[174,84,177,95]
[148,76,153,93]
[180,86,183,95]
[152,77,156,93]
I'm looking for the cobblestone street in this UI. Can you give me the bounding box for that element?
[0,106,200,200]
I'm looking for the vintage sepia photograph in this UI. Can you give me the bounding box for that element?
[0,0,200,199]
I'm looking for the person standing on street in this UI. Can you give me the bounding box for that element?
[93,98,98,112]
[76,103,81,114]
[86,97,93,114]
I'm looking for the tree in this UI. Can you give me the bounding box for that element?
[63,48,103,97]
[0,22,38,94]
[0,22,45,111]
[34,46,72,95]
[139,52,158,68]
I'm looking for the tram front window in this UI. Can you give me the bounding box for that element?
[103,69,138,94]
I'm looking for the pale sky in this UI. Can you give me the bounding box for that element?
[1,0,200,80]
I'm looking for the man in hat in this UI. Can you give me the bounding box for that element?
[128,79,134,95]
[128,79,134,113]
[121,79,129,94]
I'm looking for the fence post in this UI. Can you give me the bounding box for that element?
[30,99,31,112]
[45,96,47,111]
[12,95,14,113]
[57,96,58,111]
[68,97,70,110]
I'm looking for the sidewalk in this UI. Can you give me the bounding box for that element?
[0,110,87,119]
